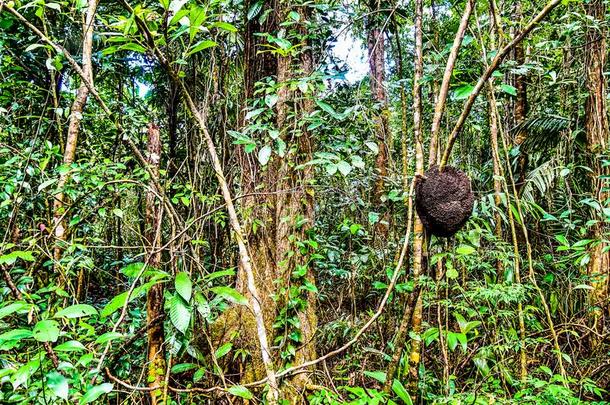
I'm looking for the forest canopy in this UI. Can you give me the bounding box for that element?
[0,0,609,403]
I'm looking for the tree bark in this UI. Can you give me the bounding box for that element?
[233,0,318,398]
[407,0,425,396]
[584,0,609,331]
[367,9,391,238]
[144,123,165,403]
[52,0,98,294]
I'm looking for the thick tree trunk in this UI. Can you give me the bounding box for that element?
[584,0,609,330]
[367,25,390,217]
[53,0,98,294]
[144,123,165,404]
[232,1,317,398]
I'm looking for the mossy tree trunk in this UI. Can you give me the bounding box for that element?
[234,0,318,397]
[145,123,165,404]
[584,0,609,333]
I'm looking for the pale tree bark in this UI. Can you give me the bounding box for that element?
[144,123,165,403]
[52,0,98,296]
[367,8,391,238]
[584,0,609,332]
[407,0,425,396]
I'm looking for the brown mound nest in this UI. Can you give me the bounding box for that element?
[415,166,474,237]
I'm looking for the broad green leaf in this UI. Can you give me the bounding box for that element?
[55,304,98,319]
[171,363,198,373]
[33,320,60,343]
[46,371,69,399]
[454,84,474,100]
[215,342,232,359]
[365,141,379,154]
[95,332,124,344]
[447,332,458,351]
[120,262,146,277]
[0,250,35,265]
[456,245,476,255]
[0,302,32,320]
[247,0,263,20]
[55,340,86,352]
[213,21,237,32]
[169,294,191,334]
[175,272,192,302]
[363,370,386,383]
[500,84,517,96]
[186,40,217,56]
[227,385,253,400]
[80,383,113,404]
[392,379,412,405]
[0,329,32,342]
[204,269,235,281]
[12,359,40,389]
[337,161,352,176]
[211,286,248,306]
[100,292,128,318]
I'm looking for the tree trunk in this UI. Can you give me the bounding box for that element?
[367,24,390,216]
[233,0,318,398]
[584,0,609,331]
[512,2,529,192]
[407,0,425,396]
[52,0,98,294]
[145,123,165,403]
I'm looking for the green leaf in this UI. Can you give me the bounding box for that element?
[112,208,124,219]
[171,363,198,373]
[337,161,352,176]
[55,304,98,319]
[12,359,40,389]
[247,0,263,20]
[363,370,386,383]
[0,329,32,342]
[175,272,192,302]
[186,40,217,56]
[500,84,517,96]
[456,245,476,255]
[258,145,272,166]
[392,379,413,405]
[95,332,125,344]
[227,385,253,400]
[213,21,237,32]
[80,383,113,404]
[0,250,35,265]
[446,332,458,351]
[0,302,32,320]
[211,286,249,306]
[454,84,474,100]
[46,371,69,400]
[120,262,146,277]
[45,3,61,10]
[33,320,60,342]
[55,340,86,352]
[100,292,128,318]
[169,294,191,334]
[365,141,379,154]
[215,342,233,359]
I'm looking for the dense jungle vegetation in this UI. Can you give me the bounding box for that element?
[0,0,609,403]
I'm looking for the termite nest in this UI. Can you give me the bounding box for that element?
[415,165,474,237]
